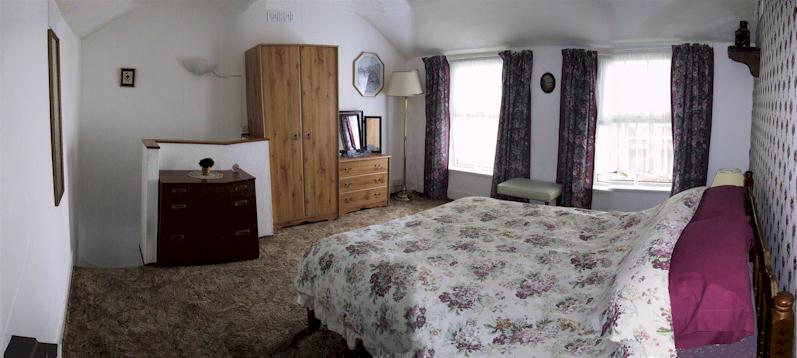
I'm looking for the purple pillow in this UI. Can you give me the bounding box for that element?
[691,186,747,221]
[669,215,755,349]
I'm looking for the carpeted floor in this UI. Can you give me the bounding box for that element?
[63,196,444,357]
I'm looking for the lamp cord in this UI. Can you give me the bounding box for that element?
[211,71,242,79]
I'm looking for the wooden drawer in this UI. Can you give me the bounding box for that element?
[340,157,388,177]
[340,173,388,193]
[158,232,198,266]
[230,180,255,199]
[340,187,388,213]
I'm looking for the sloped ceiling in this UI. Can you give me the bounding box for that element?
[56,0,757,56]
[55,0,256,37]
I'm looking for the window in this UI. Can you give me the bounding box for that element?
[594,51,673,188]
[448,57,503,175]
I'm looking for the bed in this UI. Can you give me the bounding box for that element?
[295,172,794,357]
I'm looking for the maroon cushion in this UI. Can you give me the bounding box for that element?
[691,186,747,221]
[670,213,755,349]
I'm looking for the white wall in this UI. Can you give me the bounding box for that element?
[0,0,80,350]
[405,43,753,211]
[78,0,407,267]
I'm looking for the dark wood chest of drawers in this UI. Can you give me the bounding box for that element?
[158,170,258,265]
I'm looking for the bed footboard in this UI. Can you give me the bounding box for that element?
[744,172,795,358]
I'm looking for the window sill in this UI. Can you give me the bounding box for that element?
[448,168,493,178]
[593,182,672,193]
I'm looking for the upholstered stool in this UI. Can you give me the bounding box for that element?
[496,178,563,205]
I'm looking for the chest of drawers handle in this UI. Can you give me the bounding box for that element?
[374,178,383,184]
[373,192,383,198]
[170,234,185,240]
[172,188,187,194]
[234,229,251,236]
[234,199,249,207]
[343,183,352,188]
[171,204,187,210]
[234,184,249,192]
[342,167,352,173]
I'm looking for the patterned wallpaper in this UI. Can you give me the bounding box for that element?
[750,0,797,294]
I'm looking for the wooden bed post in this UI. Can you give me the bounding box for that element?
[744,171,796,358]
[770,292,795,358]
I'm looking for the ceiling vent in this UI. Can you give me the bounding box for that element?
[266,8,294,23]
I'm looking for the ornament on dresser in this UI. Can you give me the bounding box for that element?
[199,158,214,175]
[188,158,222,179]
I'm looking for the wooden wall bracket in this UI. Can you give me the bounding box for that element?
[728,46,761,77]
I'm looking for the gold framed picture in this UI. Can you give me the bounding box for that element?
[48,29,65,206]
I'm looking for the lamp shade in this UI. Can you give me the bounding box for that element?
[387,70,423,97]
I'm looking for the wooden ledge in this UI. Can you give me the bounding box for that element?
[142,137,267,149]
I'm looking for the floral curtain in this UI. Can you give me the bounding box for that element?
[490,50,533,200]
[671,44,714,195]
[423,56,451,200]
[557,49,598,209]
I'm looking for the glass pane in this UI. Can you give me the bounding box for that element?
[448,57,503,174]
[594,52,674,185]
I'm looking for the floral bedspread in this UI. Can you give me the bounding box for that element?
[295,188,704,357]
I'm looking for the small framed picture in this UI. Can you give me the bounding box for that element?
[120,68,136,87]
[540,72,555,93]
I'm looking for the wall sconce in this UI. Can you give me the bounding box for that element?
[180,58,217,76]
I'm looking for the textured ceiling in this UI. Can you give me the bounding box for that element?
[56,0,757,56]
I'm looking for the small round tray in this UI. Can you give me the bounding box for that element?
[187,171,223,180]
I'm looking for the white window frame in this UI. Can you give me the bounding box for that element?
[447,55,503,176]
[594,49,674,192]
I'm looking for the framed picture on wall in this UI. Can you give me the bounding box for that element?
[353,52,384,97]
[120,68,136,87]
[48,29,65,206]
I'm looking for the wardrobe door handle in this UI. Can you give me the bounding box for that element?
[305,132,312,139]
[292,133,299,140]
[234,229,251,236]
[171,204,187,210]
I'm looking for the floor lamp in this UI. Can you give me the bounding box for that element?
[387,70,423,201]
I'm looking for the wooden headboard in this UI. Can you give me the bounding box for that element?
[744,171,795,358]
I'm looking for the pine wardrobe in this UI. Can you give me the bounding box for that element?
[245,44,339,228]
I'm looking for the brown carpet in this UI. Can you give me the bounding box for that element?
[63,196,444,357]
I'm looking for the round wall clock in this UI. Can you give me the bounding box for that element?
[540,72,556,93]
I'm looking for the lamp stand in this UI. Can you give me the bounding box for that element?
[394,96,411,202]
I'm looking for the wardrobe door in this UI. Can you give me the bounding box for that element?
[300,45,338,219]
[261,45,305,224]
